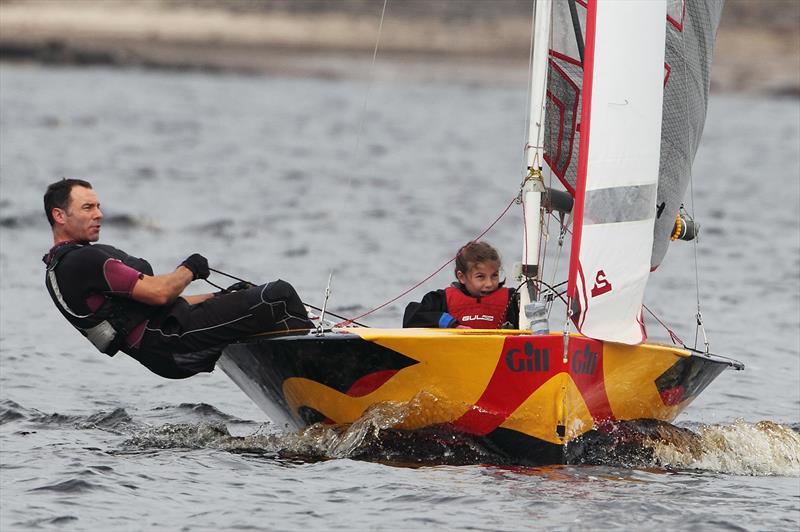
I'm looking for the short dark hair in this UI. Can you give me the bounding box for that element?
[44,178,93,227]
[455,240,501,276]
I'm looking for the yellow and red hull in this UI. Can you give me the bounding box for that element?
[219,328,734,464]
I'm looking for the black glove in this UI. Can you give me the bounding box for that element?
[180,253,209,280]
[214,280,255,298]
[226,281,256,292]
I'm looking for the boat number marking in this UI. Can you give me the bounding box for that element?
[591,270,613,297]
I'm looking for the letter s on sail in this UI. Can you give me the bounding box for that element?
[590,270,612,297]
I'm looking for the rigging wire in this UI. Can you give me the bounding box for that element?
[335,194,519,326]
[317,0,389,321]
[347,0,390,190]
[206,267,368,327]
[513,278,568,306]
[643,304,684,346]
[680,9,709,353]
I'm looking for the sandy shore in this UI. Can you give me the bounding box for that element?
[1,0,798,94]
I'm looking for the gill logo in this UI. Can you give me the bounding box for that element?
[590,270,612,297]
[505,343,550,372]
[572,345,599,375]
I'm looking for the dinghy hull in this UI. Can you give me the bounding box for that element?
[219,328,733,464]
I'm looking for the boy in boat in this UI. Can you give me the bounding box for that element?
[42,178,313,379]
[403,241,519,329]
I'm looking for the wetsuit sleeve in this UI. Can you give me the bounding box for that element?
[403,289,456,328]
[102,259,142,296]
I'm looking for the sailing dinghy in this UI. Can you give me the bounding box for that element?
[219,0,742,464]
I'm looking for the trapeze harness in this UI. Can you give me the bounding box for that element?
[43,242,155,357]
[445,286,510,329]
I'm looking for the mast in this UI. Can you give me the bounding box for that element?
[518,0,552,330]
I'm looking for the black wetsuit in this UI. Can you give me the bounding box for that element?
[403,283,519,329]
[43,242,312,379]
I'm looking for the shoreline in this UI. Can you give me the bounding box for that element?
[0,0,798,95]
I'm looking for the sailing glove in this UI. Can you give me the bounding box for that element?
[226,281,256,292]
[181,253,209,280]
[214,281,256,297]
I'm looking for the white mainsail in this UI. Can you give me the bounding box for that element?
[565,0,667,344]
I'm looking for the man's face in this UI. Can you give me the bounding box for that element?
[56,186,103,242]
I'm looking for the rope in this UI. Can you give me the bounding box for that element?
[334,194,519,326]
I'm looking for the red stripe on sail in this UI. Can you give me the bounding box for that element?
[566,0,598,323]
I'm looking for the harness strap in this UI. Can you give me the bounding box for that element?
[44,243,140,357]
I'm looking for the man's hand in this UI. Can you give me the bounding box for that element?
[212,280,256,298]
[226,281,255,292]
[180,253,209,280]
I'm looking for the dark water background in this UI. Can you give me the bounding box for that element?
[1,62,798,530]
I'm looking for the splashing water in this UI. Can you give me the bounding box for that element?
[121,393,506,465]
[116,396,800,475]
[652,420,800,476]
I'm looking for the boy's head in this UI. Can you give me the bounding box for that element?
[455,241,501,298]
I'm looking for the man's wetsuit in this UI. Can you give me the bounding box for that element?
[402,282,519,329]
[43,241,312,379]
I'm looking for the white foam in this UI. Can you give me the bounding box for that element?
[653,420,800,476]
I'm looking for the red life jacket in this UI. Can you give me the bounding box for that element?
[445,286,510,329]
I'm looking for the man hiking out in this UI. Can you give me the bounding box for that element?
[42,178,312,379]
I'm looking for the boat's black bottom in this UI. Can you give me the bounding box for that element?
[280,419,696,467]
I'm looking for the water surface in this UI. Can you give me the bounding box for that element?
[1,63,798,530]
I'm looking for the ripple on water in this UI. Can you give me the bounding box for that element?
[17,516,80,528]
[29,478,102,493]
